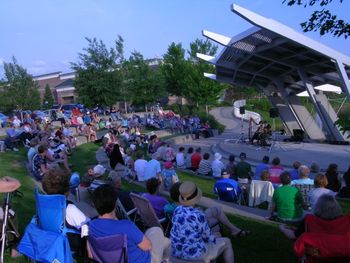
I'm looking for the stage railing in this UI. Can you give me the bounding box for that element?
[233,99,262,123]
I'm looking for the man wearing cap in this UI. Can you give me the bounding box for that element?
[235,152,252,183]
[171,181,234,262]
[211,152,224,179]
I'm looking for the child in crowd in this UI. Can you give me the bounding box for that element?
[161,161,179,190]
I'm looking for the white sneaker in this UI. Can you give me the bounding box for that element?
[13,148,19,152]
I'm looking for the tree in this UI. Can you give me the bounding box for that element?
[71,37,124,108]
[42,84,54,109]
[124,51,165,111]
[161,43,188,99]
[184,39,225,113]
[283,0,349,38]
[1,57,41,112]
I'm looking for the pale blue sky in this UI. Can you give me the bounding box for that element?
[0,0,349,76]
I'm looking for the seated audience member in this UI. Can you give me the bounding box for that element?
[89,184,170,263]
[260,170,270,181]
[46,139,71,171]
[268,157,284,185]
[134,151,147,181]
[338,165,350,198]
[4,123,19,151]
[123,147,136,181]
[171,181,235,263]
[270,171,304,222]
[27,139,39,164]
[175,147,185,169]
[80,166,95,187]
[309,162,320,180]
[142,178,168,219]
[191,147,202,171]
[89,164,107,190]
[214,170,241,200]
[235,152,252,183]
[197,153,212,176]
[289,161,301,181]
[143,153,162,182]
[163,182,183,217]
[326,163,341,192]
[226,154,236,179]
[254,156,269,180]
[212,152,224,179]
[308,173,336,210]
[184,147,194,170]
[163,144,175,162]
[109,144,125,170]
[107,170,135,212]
[32,144,49,181]
[161,161,179,191]
[42,168,90,251]
[292,165,314,185]
[279,194,343,240]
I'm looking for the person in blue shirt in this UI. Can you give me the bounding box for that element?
[254,156,269,180]
[214,170,241,202]
[292,165,314,185]
[89,184,170,263]
[289,161,301,181]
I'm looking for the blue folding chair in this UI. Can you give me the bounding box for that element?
[214,181,241,203]
[88,233,128,263]
[18,188,74,263]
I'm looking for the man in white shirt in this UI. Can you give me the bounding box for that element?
[143,153,161,182]
[134,151,148,181]
[176,147,185,168]
[212,152,225,179]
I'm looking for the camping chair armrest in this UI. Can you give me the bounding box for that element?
[159,217,166,223]
[126,208,137,216]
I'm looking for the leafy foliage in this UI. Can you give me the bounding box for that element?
[123,51,165,110]
[0,57,41,112]
[161,42,188,98]
[184,38,225,107]
[71,37,124,107]
[42,84,54,109]
[283,0,349,38]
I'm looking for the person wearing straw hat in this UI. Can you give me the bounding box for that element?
[170,181,235,262]
[212,152,225,179]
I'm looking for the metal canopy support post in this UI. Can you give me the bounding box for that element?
[274,80,305,133]
[297,69,337,141]
[335,60,350,102]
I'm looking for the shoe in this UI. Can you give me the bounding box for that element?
[13,148,19,152]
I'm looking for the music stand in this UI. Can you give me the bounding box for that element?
[234,115,247,144]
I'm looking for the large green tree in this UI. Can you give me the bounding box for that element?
[283,0,349,38]
[161,42,188,98]
[124,51,165,111]
[184,39,225,112]
[42,84,54,109]
[0,57,41,112]
[71,36,125,107]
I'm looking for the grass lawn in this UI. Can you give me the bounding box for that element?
[2,142,349,263]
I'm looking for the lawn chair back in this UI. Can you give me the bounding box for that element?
[248,180,274,207]
[130,193,163,229]
[214,181,239,203]
[88,234,127,263]
[35,188,66,233]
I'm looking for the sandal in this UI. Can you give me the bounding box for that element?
[233,230,251,237]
